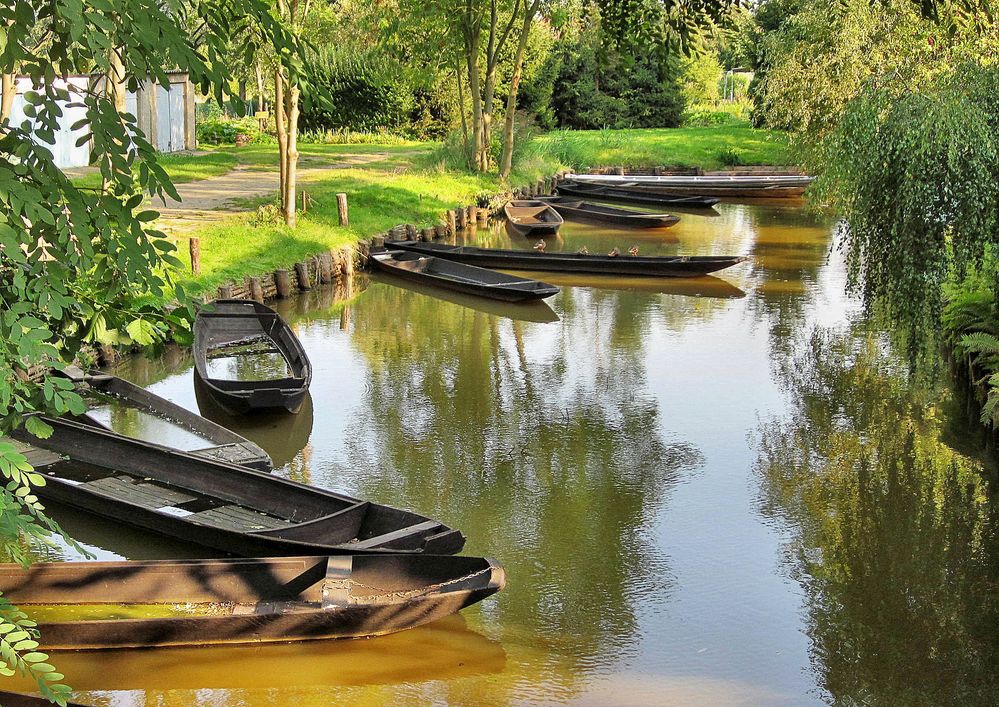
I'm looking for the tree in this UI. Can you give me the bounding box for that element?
[0,0,304,700]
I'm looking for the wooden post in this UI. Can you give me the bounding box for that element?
[420,227,434,242]
[189,237,201,274]
[98,344,117,366]
[318,252,333,284]
[218,284,233,299]
[372,235,385,249]
[435,222,446,238]
[274,269,292,298]
[295,261,312,290]
[456,207,466,231]
[405,224,417,240]
[301,190,309,214]
[446,209,457,236]
[477,208,488,225]
[248,277,264,303]
[466,205,476,223]
[535,178,544,196]
[336,193,349,227]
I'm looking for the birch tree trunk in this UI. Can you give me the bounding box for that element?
[275,68,288,212]
[283,83,300,228]
[1,74,16,122]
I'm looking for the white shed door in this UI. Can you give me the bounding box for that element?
[156,85,172,151]
[169,84,185,152]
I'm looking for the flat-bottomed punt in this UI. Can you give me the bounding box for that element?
[194,299,312,415]
[555,182,720,208]
[384,241,747,278]
[503,200,564,237]
[0,554,505,649]
[62,366,271,470]
[11,416,465,555]
[371,250,559,302]
[537,196,679,229]
[567,173,814,198]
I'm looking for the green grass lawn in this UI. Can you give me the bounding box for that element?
[160,125,789,293]
[527,126,790,170]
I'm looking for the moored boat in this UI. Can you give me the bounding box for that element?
[11,416,465,556]
[61,366,272,470]
[503,200,564,237]
[536,196,680,229]
[371,250,559,302]
[0,554,505,649]
[194,299,312,415]
[568,173,814,198]
[555,182,720,208]
[384,240,747,278]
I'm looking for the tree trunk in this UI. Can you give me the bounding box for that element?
[465,35,484,172]
[275,68,288,212]
[255,60,265,112]
[108,48,127,114]
[1,73,16,123]
[283,84,300,228]
[500,1,539,179]
[456,66,469,150]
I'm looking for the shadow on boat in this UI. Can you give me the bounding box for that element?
[2,614,505,693]
[369,270,561,323]
[500,270,747,299]
[194,375,315,467]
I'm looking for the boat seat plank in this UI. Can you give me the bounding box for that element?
[351,520,442,549]
[83,476,198,509]
[190,504,295,531]
[5,439,64,469]
[190,443,269,467]
[206,347,283,360]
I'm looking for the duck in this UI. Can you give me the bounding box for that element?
[533,240,547,252]
[608,247,620,257]
[628,246,640,256]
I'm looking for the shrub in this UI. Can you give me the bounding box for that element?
[196,116,264,145]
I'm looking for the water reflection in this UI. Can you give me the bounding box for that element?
[756,327,999,704]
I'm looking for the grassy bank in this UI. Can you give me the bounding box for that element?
[527,126,790,170]
[154,125,789,293]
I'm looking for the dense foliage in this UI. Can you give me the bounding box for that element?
[0,0,305,700]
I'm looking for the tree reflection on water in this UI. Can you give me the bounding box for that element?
[756,326,999,705]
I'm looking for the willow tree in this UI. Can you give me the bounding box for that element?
[0,0,304,700]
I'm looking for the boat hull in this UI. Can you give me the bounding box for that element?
[555,183,720,208]
[12,417,466,556]
[371,251,559,302]
[194,300,312,415]
[0,555,504,649]
[538,197,680,229]
[385,241,746,278]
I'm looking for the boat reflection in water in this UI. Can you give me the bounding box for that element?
[195,377,315,469]
[502,270,747,299]
[2,614,505,698]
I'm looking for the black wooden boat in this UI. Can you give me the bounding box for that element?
[194,299,312,415]
[61,366,271,470]
[370,250,559,302]
[0,554,504,649]
[537,196,680,229]
[556,181,720,208]
[384,241,747,278]
[569,173,813,198]
[503,200,563,237]
[11,416,465,555]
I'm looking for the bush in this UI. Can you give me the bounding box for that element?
[196,116,265,145]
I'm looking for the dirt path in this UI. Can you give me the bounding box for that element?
[153,150,407,236]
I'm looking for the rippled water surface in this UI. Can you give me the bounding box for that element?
[14,200,999,705]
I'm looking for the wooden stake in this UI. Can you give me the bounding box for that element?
[446,209,457,236]
[295,261,312,290]
[456,207,466,231]
[274,269,292,298]
[248,277,264,303]
[336,192,349,227]
[405,224,417,240]
[189,237,201,274]
[318,252,333,284]
[421,227,434,242]
[218,284,233,299]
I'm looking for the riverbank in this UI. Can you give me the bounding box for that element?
[141,126,790,295]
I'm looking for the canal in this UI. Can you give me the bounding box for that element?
[12,200,999,705]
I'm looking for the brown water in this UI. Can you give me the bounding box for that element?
[12,200,999,705]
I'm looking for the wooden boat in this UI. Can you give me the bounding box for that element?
[61,366,272,471]
[11,416,465,555]
[536,196,680,229]
[555,181,720,208]
[0,554,504,650]
[502,200,563,237]
[370,269,561,323]
[370,250,559,302]
[568,173,814,198]
[384,241,747,278]
[194,299,312,415]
